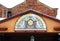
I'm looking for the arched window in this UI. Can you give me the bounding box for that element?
[7,11,12,18]
[15,14,46,30]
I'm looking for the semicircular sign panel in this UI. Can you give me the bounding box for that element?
[15,14,46,30]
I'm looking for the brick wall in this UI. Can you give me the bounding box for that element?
[0,0,58,18]
[0,5,8,18]
[11,0,57,17]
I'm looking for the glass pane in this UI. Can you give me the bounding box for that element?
[15,14,46,30]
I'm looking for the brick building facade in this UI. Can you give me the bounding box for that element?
[0,0,60,41]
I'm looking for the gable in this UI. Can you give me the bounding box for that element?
[11,0,57,17]
[0,11,60,32]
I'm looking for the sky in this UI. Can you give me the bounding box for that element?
[0,0,60,20]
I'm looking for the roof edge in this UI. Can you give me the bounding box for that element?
[0,9,60,23]
[0,4,8,9]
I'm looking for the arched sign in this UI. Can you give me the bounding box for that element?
[15,14,46,30]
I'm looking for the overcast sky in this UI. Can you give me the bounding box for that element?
[0,0,60,20]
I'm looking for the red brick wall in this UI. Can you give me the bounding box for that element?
[0,0,58,18]
[11,0,57,17]
[0,5,8,18]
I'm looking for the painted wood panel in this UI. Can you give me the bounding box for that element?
[0,13,60,33]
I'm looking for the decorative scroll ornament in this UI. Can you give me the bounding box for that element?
[15,14,46,30]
